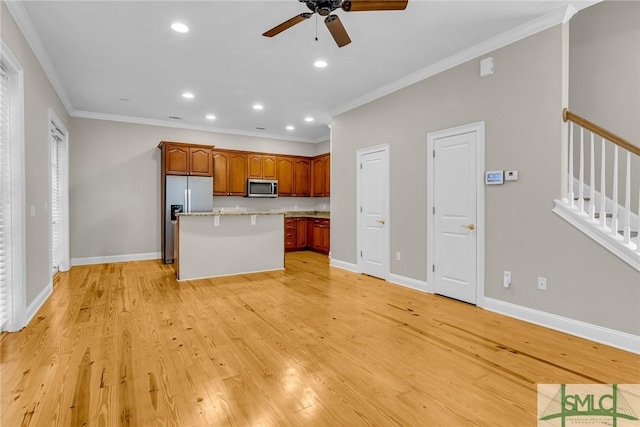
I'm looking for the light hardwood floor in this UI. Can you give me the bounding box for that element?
[2,252,638,426]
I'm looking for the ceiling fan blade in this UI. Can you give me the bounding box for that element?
[325,15,351,47]
[263,13,313,37]
[342,0,408,12]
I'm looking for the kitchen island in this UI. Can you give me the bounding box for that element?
[174,212,284,281]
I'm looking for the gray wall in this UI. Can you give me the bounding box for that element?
[2,2,70,306]
[69,117,328,259]
[569,1,640,207]
[331,24,640,335]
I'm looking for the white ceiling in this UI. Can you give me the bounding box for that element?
[13,0,596,143]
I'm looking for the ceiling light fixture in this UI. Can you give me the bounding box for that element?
[182,92,194,99]
[171,22,189,33]
[206,114,216,120]
[304,117,314,122]
[286,125,295,130]
[253,104,264,110]
[314,60,328,68]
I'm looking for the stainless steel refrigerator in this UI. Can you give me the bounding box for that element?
[164,175,213,263]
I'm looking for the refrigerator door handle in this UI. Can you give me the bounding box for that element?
[184,189,188,213]
[188,189,192,212]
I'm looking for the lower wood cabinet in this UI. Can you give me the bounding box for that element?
[285,217,329,254]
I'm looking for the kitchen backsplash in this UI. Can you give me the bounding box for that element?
[212,196,330,213]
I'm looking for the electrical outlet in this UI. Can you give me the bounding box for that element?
[537,277,547,291]
[503,271,511,288]
[396,252,401,261]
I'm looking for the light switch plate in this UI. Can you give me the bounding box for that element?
[505,170,519,181]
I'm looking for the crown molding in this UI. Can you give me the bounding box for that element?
[71,110,329,144]
[329,4,585,118]
[4,0,74,115]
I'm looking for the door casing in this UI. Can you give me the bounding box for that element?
[427,122,485,307]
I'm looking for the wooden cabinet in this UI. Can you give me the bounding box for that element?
[276,157,294,196]
[213,150,247,196]
[311,154,330,197]
[160,142,213,177]
[284,216,328,254]
[248,154,278,180]
[293,158,310,197]
[311,218,330,254]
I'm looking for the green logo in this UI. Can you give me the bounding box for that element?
[538,384,640,427]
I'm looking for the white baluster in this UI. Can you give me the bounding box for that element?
[589,132,595,220]
[623,151,631,244]
[568,123,574,207]
[599,137,606,228]
[579,128,585,213]
[611,145,619,237]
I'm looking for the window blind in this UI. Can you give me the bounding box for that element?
[51,127,62,274]
[0,65,12,328]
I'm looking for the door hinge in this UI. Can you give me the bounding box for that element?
[360,163,362,169]
[432,206,435,214]
[360,206,363,213]
[433,150,435,158]
[432,265,435,272]
[360,251,363,257]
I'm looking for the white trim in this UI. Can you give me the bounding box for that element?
[388,274,428,293]
[71,110,328,144]
[24,281,53,329]
[427,122,486,307]
[571,177,640,226]
[484,297,640,355]
[4,0,74,114]
[553,201,640,271]
[71,252,161,267]
[329,258,358,273]
[49,109,70,272]
[330,5,581,118]
[356,144,391,280]
[1,41,27,332]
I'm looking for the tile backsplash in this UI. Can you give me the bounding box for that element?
[212,196,330,213]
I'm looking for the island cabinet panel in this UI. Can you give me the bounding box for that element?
[213,150,247,196]
[276,157,294,196]
[293,158,310,197]
[161,142,213,177]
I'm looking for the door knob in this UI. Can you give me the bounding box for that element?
[461,224,475,231]
[377,219,385,225]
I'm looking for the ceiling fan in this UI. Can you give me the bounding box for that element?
[263,0,408,48]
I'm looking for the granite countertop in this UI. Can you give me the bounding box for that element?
[177,210,330,218]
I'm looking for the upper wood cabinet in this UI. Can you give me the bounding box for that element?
[248,154,278,180]
[213,150,247,196]
[311,154,330,197]
[160,142,213,177]
[276,157,294,196]
[293,158,310,197]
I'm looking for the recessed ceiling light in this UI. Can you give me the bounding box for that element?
[314,60,328,68]
[182,92,194,99]
[206,114,216,120]
[171,22,189,33]
[253,104,264,110]
[304,117,314,122]
[286,125,295,131]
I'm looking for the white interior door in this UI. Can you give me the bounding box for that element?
[358,145,389,279]
[433,131,478,304]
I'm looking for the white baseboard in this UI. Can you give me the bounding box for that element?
[329,258,358,273]
[389,273,428,293]
[71,252,161,267]
[24,281,53,327]
[484,297,640,355]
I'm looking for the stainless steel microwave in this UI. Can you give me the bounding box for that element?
[246,179,278,198]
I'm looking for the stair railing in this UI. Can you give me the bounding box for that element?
[562,109,639,253]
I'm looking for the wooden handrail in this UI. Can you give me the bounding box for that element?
[563,108,640,156]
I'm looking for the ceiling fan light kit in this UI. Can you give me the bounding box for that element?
[263,0,408,48]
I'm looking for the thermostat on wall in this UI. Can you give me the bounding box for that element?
[485,170,504,185]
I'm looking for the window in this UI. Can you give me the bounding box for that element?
[51,125,63,274]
